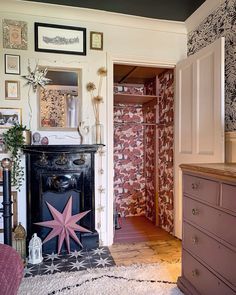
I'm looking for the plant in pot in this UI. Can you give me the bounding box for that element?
[3,124,30,191]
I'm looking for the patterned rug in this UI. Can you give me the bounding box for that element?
[19,262,183,295]
[24,247,115,277]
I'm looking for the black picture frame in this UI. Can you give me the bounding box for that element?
[35,22,86,56]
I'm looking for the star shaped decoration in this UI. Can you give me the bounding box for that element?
[35,196,91,254]
[22,64,51,92]
[45,252,60,261]
[94,257,112,267]
[43,262,62,274]
[69,260,88,270]
[24,266,35,276]
[69,249,84,259]
[91,247,107,256]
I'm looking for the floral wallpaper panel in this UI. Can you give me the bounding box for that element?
[114,104,147,217]
[157,69,174,233]
[188,0,236,131]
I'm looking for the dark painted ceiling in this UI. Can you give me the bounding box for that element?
[27,0,205,21]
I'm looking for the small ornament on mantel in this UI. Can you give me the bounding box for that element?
[28,233,43,265]
[78,121,90,144]
[13,222,26,261]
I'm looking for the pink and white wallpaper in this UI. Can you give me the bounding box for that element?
[114,104,147,217]
[114,69,174,232]
[157,70,174,233]
[143,104,156,223]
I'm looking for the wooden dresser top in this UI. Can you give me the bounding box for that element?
[180,163,236,181]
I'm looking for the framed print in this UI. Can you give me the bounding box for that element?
[3,19,28,50]
[5,80,20,100]
[0,191,18,232]
[0,108,21,128]
[5,54,20,75]
[35,22,86,55]
[90,31,103,50]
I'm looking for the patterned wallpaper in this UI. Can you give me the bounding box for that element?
[188,0,236,131]
[143,104,156,222]
[114,104,147,217]
[40,88,66,128]
[157,70,174,233]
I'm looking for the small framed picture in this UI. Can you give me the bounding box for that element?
[3,19,28,50]
[90,31,103,50]
[0,108,21,128]
[5,54,20,75]
[0,134,7,153]
[5,81,20,100]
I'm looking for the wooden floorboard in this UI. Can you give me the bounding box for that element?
[109,216,181,266]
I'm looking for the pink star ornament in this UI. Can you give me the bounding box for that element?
[35,196,91,254]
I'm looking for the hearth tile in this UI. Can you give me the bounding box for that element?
[90,247,108,256]
[24,264,40,277]
[44,252,61,261]
[90,256,115,268]
[65,257,89,272]
[40,260,63,275]
[24,246,116,277]
[68,249,86,260]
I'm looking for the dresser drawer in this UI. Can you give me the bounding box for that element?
[183,197,236,247]
[222,184,236,214]
[183,174,219,205]
[183,222,236,286]
[182,250,235,295]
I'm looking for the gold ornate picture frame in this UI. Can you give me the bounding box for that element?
[3,19,28,50]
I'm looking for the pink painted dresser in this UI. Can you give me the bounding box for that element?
[177,163,236,295]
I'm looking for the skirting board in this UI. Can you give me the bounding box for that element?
[225,132,236,163]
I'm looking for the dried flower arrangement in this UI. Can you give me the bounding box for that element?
[86,67,107,124]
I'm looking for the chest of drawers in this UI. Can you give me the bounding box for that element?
[177,164,236,295]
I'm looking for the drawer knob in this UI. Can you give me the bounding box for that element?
[191,183,199,190]
[192,208,199,215]
[192,236,198,244]
[192,269,199,277]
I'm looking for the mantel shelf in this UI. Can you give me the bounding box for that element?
[114,93,157,104]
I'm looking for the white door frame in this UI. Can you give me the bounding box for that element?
[106,54,176,245]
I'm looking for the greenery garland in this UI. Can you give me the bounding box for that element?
[3,124,28,191]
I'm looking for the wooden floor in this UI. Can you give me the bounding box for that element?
[109,216,181,266]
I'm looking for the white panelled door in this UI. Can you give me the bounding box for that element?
[174,37,225,238]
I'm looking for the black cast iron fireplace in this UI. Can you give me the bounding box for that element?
[23,145,100,254]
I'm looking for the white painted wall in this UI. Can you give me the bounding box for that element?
[0,0,187,245]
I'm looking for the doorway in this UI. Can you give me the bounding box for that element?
[113,63,174,244]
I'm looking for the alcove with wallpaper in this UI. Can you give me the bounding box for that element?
[113,64,174,243]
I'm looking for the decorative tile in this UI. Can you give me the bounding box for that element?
[24,247,115,277]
